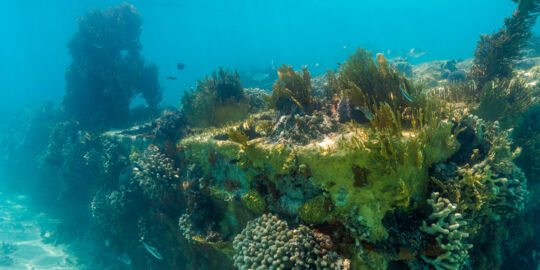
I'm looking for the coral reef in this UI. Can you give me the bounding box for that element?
[233,213,349,270]
[178,213,196,243]
[268,65,314,114]
[2,1,540,267]
[420,192,473,270]
[182,68,251,128]
[90,190,127,232]
[513,103,540,201]
[470,0,540,89]
[297,195,332,225]
[269,112,337,145]
[115,109,187,142]
[440,60,467,82]
[476,77,537,128]
[432,117,529,223]
[380,209,427,264]
[63,3,161,128]
[327,48,417,112]
[392,57,413,77]
[241,190,267,213]
[133,145,180,201]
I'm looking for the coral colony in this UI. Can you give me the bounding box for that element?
[1,1,540,269]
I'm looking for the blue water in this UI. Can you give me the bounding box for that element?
[1,1,539,269]
[0,0,526,114]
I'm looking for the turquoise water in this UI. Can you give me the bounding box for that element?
[0,0,524,112]
[0,1,539,269]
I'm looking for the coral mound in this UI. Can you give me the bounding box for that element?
[233,213,350,270]
[133,145,180,200]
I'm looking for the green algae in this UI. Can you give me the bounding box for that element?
[241,190,267,213]
[297,195,331,224]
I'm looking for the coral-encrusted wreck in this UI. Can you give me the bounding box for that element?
[1,1,540,270]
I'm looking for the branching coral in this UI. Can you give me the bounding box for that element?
[232,213,349,270]
[420,192,473,270]
[182,68,249,128]
[63,3,161,128]
[432,116,528,225]
[268,65,314,114]
[470,0,540,89]
[133,145,180,200]
[178,213,196,243]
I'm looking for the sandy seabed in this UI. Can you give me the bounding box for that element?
[0,191,77,270]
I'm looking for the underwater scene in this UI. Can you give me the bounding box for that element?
[1,0,540,269]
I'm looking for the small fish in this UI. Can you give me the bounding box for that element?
[142,241,163,260]
[251,72,269,81]
[400,86,414,102]
[407,48,426,58]
[359,106,374,120]
[117,252,132,265]
[177,62,185,70]
[315,63,320,67]
[166,76,177,80]
[105,238,111,247]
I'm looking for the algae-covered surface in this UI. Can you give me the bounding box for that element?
[1,1,540,270]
